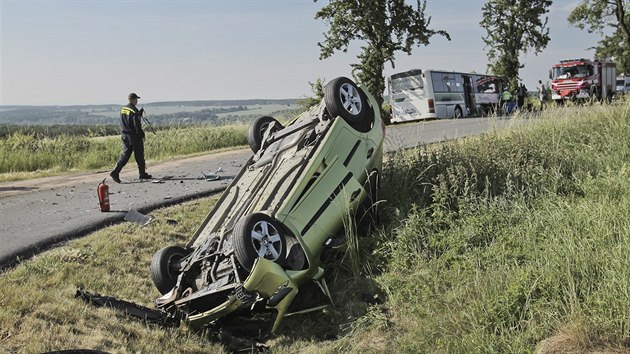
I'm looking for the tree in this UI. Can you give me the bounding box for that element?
[480,0,552,88]
[314,0,449,106]
[297,78,326,110]
[568,0,630,74]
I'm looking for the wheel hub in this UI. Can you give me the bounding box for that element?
[339,83,362,115]
[250,220,282,260]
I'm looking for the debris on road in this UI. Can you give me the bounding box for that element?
[124,209,152,226]
[201,171,220,181]
[160,173,221,182]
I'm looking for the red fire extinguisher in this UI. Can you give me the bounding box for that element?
[98,178,110,212]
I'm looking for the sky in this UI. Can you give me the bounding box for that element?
[0,0,605,106]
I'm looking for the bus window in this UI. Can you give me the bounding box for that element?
[431,72,462,93]
[476,77,499,93]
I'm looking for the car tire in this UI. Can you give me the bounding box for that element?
[233,213,286,272]
[324,77,371,131]
[248,116,283,153]
[150,245,188,295]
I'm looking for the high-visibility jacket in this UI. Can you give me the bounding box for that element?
[120,103,144,136]
[501,90,512,101]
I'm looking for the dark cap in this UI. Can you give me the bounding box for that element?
[128,93,141,99]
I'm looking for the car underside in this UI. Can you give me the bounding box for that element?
[150,77,385,332]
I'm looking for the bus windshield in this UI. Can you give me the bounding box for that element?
[390,71,423,93]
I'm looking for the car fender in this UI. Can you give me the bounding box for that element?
[243,257,299,333]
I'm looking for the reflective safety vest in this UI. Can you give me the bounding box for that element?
[120,104,143,135]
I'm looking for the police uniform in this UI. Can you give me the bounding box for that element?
[110,93,151,182]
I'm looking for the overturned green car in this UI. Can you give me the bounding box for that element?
[150,77,385,332]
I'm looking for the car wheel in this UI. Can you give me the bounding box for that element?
[248,116,283,153]
[233,213,286,272]
[150,245,189,295]
[324,77,370,130]
[454,106,463,119]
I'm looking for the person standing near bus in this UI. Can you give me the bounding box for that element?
[501,86,513,114]
[517,83,527,109]
[538,80,547,110]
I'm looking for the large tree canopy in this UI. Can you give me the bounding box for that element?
[568,0,630,73]
[480,0,552,88]
[314,0,450,105]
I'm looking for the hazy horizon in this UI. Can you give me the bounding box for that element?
[0,98,299,108]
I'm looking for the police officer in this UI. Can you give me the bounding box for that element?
[109,93,152,183]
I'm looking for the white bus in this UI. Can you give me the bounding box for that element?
[387,69,504,123]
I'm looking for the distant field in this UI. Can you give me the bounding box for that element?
[216,104,297,118]
[0,100,299,126]
[85,104,298,119]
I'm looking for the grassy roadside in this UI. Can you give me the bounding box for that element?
[0,124,248,182]
[299,102,630,353]
[1,102,630,352]
[0,197,228,353]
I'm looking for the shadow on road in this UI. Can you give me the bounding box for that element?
[0,186,39,192]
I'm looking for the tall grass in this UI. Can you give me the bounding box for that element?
[0,124,248,177]
[0,125,121,139]
[311,102,630,353]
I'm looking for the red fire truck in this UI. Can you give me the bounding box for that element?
[550,58,616,103]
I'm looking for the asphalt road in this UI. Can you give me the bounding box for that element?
[0,116,518,267]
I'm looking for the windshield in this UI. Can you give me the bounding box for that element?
[391,73,424,93]
[552,64,593,79]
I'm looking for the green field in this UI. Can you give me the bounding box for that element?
[215,104,297,118]
[82,104,298,119]
[0,101,303,182]
[1,102,629,352]
[82,105,228,119]
[0,124,248,182]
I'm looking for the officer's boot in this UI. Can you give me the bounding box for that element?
[110,164,123,183]
[138,165,152,180]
